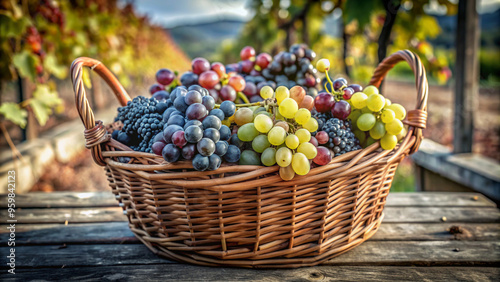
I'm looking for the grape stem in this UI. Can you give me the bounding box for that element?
[237,91,250,104]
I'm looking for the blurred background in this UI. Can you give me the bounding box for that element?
[0,0,498,195]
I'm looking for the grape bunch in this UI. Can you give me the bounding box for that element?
[114,96,167,153]
[315,58,407,150]
[150,85,241,171]
[233,85,320,180]
[313,114,362,157]
[227,44,320,102]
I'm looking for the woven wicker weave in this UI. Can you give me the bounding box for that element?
[71,50,428,268]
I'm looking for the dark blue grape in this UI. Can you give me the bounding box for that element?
[192,154,209,171]
[185,125,203,143]
[117,132,131,145]
[197,138,215,156]
[230,133,245,149]
[112,130,119,140]
[215,141,228,156]
[219,101,236,118]
[188,85,204,93]
[202,95,215,111]
[180,72,199,88]
[162,144,180,163]
[184,90,202,105]
[152,90,169,102]
[219,125,231,141]
[224,145,241,163]
[209,109,225,121]
[184,120,203,130]
[203,128,220,142]
[181,144,196,160]
[167,114,185,127]
[208,154,222,171]
[202,115,221,130]
[156,102,168,114]
[174,96,189,113]
[153,132,164,143]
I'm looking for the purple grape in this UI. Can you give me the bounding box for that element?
[186,103,208,120]
[182,144,196,160]
[156,68,175,86]
[163,125,183,143]
[180,72,199,88]
[331,100,351,120]
[152,142,166,155]
[342,87,354,100]
[184,90,202,105]
[349,84,363,93]
[242,82,257,96]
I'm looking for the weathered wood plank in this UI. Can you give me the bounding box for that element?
[3,265,499,281]
[2,222,499,246]
[2,206,498,224]
[386,192,496,207]
[1,241,498,268]
[2,192,495,208]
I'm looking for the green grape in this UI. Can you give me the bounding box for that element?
[297,142,317,159]
[366,94,385,112]
[380,134,397,150]
[234,108,254,126]
[351,92,368,109]
[348,110,362,125]
[253,107,267,118]
[252,134,271,153]
[357,113,376,131]
[291,153,310,175]
[268,126,287,145]
[388,104,406,120]
[366,136,376,146]
[294,108,311,125]
[237,123,259,142]
[385,98,392,107]
[303,117,318,132]
[316,58,330,72]
[364,85,379,96]
[276,86,290,105]
[279,98,299,118]
[381,109,396,123]
[261,147,277,166]
[254,114,273,133]
[361,106,372,114]
[275,109,285,120]
[396,126,407,141]
[385,119,403,135]
[276,147,292,167]
[260,86,274,99]
[279,165,295,180]
[295,128,311,143]
[354,129,366,144]
[239,150,262,165]
[285,134,300,149]
[369,121,386,140]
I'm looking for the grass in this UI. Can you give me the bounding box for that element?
[390,160,416,192]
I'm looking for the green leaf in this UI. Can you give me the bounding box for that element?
[30,85,63,126]
[343,0,383,29]
[12,51,37,82]
[0,102,28,128]
[44,54,68,80]
[0,14,29,38]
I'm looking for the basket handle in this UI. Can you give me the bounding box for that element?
[368,50,428,154]
[71,57,131,166]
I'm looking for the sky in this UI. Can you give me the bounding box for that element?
[128,0,500,28]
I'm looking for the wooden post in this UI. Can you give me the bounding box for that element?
[453,0,479,154]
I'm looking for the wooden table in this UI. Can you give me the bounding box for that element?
[1,192,499,281]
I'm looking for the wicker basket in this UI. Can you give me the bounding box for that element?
[71,50,428,268]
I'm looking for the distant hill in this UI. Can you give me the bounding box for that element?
[167,20,245,60]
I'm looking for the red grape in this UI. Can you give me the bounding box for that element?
[208,89,219,101]
[314,92,335,113]
[242,82,257,96]
[192,57,210,75]
[228,75,246,92]
[310,137,319,147]
[249,69,261,76]
[331,100,351,120]
[211,62,226,78]
[152,142,166,155]
[240,60,254,74]
[184,90,202,105]
[342,87,354,100]
[256,54,270,70]
[315,131,329,144]
[220,85,236,101]
[313,146,332,165]
[198,70,219,89]
[172,131,187,148]
[304,74,316,87]
[156,68,175,85]
[332,78,347,91]
[240,46,256,60]
[149,83,164,95]
[299,95,314,111]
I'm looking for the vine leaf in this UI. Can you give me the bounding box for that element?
[44,54,67,79]
[29,85,63,126]
[12,50,37,82]
[0,102,28,128]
